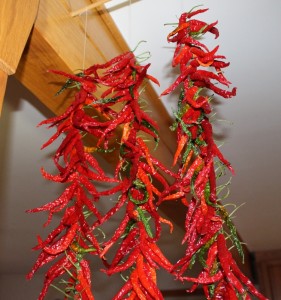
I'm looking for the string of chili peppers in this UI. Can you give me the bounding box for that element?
[26,5,268,300]
[26,71,117,299]
[27,49,175,299]
[160,7,267,300]
[86,52,176,300]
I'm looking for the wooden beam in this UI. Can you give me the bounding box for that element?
[0,0,39,75]
[0,0,39,115]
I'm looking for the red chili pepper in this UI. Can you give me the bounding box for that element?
[91,193,128,229]
[48,70,97,93]
[173,45,192,67]
[217,234,245,294]
[97,106,133,146]
[183,155,204,183]
[162,191,185,201]
[182,270,223,285]
[113,279,133,300]
[139,162,169,190]
[33,224,66,251]
[182,8,209,20]
[130,269,147,300]
[77,265,95,300]
[43,223,79,255]
[38,89,89,128]
[109,227,139,268]
[85,52,134,76]
[137,137,156,173]
[136,254,163,300]
[150,157,178,179]
[26,250,60,280]
[191,69,230,86]
[173,134,188,166]
[212,280,228,300]
[106,248,140,275]
[161,65,196,96]
[40,119,72,150]
[148,242,173,271]
[230,258,268,299]
[100,214,130,258]
[26,181,78,226]
[38,251,76,300]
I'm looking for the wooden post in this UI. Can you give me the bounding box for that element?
[0,0,39,115]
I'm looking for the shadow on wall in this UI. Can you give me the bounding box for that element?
[0,75,54,226]
[0,77,57,299]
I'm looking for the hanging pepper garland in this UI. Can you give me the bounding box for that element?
[26,6,267,300]
[160,7,266,299]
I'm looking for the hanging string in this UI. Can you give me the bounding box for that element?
[128,0,132,48]
[82,9,88,70]
[67,0,88,69]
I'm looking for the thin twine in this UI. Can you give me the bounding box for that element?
[82,9,88,70]
[128,0,132,48]
[68,0,88,70]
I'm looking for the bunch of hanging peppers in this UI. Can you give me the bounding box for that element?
[159,8,267,299]
[27,6,267,300]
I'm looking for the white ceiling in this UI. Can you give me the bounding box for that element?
[0,0,281,298]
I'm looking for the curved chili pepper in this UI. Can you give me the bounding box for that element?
[136,255,163,300]
[100,214,130,257]
[217,234,245,294]
[105,248,141,275]
[182,8,209,20]
[113,279,133,300]
[48,70,97,93]
[109,227,139,268]
[148,242,173,271]
[161,65,196,96]
[230,257,268,299]
[43,223,79,255]
[38,251,77,300]
[77,265,95,300]
[26,250,60,280]
[130,269,147,300]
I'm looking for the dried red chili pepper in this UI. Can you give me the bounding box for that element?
[76,260,95,300]
[113,279,133,300]
[38,251,77,300]
[43,222,79,255]
[158,6,267,300]
[136,255,164,300]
